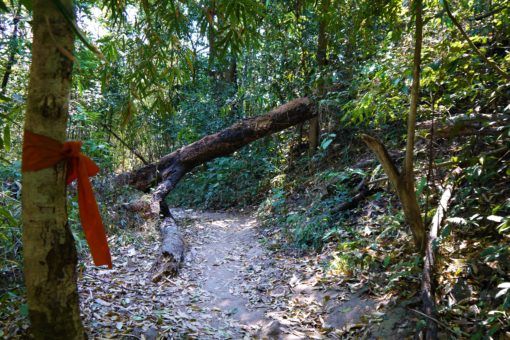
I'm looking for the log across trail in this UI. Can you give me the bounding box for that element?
[120,97,315,198]
[120,97,316,278]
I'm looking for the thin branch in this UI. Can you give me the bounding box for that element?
[101,124,149,165]
[368,146,508,185]
[409,308,469,337]
[404,0,423,176]
[1,4,21,94]
[443,0,510,80]
[470,5,508,21]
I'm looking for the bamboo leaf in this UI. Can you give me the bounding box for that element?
[3,124,10,152]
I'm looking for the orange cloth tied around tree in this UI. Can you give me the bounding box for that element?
[22,130,112,268]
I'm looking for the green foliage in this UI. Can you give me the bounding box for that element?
[0,163,21,285]
[168,140,279,209]
[1,0,509,335]
[258,167,370,249]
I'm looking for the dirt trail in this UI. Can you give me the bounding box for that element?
[191,211,267,328]
[79,209,377,339]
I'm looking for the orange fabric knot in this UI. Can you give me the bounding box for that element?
[62,141,82,158]
[22,130,112,268]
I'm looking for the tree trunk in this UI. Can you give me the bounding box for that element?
[226,55,237,86]
[207,1,216,78]
[403,0,425,251]
[308,0,329,152]
[21,1,85,338]
[361,0,425,251]
[294,0,305,146]
[361,134,426,252]
[119,97,315,193]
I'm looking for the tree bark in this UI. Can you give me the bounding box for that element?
[421,168,460,340]
[308,0,329,151]
[119,97,315,193]
[206,0,216,77]
[151,216,186,282]
[22,0,85,339]
[361,0,425,251]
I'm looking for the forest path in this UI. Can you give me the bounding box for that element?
[79,209,377,339]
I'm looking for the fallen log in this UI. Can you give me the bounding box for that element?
[120,97,316,278]
[416,113,509,138]
[421,167,461,339]
[152,216,186,282]
[118,97,316,193]
[333,180,383,214]
[121,196,186,280]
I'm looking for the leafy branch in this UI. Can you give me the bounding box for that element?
[442,0,510,81]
